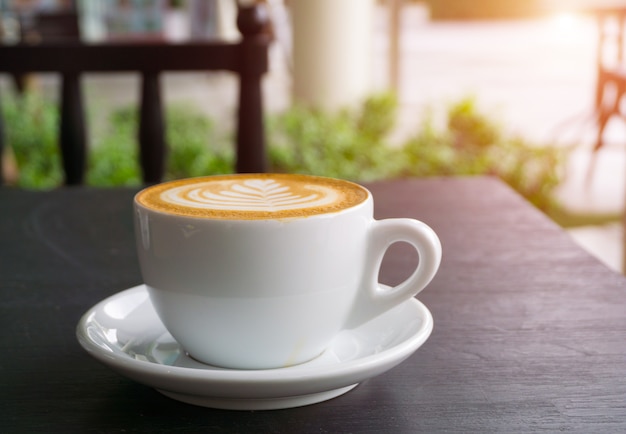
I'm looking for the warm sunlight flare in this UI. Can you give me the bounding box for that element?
[550,11,584,32]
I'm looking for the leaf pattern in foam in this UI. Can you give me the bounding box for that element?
[163,178,338,211]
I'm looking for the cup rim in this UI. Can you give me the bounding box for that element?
[134,173,372,221]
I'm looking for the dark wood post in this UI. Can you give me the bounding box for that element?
[139,71,166,183]
[0,88,4,184]
[59,72,86,185]
[236,4,270,173]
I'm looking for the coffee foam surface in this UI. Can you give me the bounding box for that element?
[136,174,369,219]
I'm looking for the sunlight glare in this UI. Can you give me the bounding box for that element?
[551,11,581,32]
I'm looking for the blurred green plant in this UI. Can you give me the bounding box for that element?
[2,92,63,188]
[86,106,142,186]
[268,94,565,212]
[268,93,405,181]
[87,104,232,186]
[1,92,232,188]
[3,91,566,216]
[401,97,566,211]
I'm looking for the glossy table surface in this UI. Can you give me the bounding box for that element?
[1,177,625,432]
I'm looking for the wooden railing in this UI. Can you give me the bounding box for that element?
[0,5,270,185]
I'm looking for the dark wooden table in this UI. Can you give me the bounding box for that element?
[1,177,625,432]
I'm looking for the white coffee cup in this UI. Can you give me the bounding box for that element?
[134,174,441,369]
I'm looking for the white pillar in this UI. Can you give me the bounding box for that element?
[291,0,374,110]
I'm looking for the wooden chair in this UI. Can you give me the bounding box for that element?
[594,8,626,151]
[0,4,270,185]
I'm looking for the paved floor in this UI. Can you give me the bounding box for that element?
[568,221,623,272]
[558,145,624,273]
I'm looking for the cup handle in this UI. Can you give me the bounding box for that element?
[345,218,442,328]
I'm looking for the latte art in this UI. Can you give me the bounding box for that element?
[163,179,337,211]
[136,174,369,219]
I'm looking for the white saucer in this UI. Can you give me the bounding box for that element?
[77,285,433,410]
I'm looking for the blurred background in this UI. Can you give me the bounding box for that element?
[1,0,625,273]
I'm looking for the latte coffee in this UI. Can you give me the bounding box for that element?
[134,173,441,369]
[135,173,369,219]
